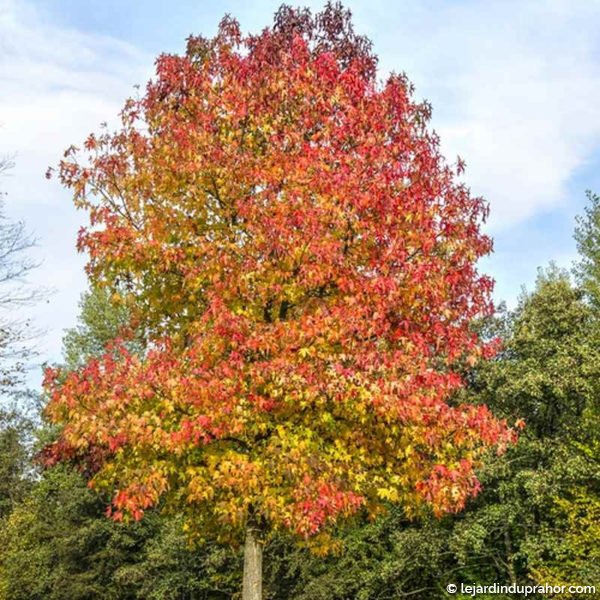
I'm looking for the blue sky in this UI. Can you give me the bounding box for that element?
[1,0,600,388]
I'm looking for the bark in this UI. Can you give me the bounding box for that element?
[242,521,263,600]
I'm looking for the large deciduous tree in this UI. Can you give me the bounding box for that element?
[44,4,515,597]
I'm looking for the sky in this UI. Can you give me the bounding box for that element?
[1,0,600,389]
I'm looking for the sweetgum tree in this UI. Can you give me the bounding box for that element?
[44,4,515,598]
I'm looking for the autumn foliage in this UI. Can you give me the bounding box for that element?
[45,4,515,544]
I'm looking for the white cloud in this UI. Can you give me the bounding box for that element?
[350,0,600,229]
[0,0,151,384]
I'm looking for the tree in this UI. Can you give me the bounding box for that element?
[0,150,42,531]
[575,190,600,309]
[0,466,242,600]
[0,155,40,394]
[527,437,600,599]
[473,266,598,439]
[446,267,599,598]
[0,405,34,521]
[522,192,600,597]
[62,286,145,371]
[0,464,154,600]
[44,4,515,597]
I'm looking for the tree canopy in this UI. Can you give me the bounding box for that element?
[44,3,515,561]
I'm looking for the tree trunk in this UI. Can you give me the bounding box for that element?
[242,521,263,600]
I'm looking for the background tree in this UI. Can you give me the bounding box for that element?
[0,464,157,600]
[0,404,34,521]
[448,267,599,597]
[0,150,41,525]
[521,191,600,597]
[62,286,145,370]
[575,190,600,309]
[0,152,50,596]
[45,4,514,597]
[0,156,41,395]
